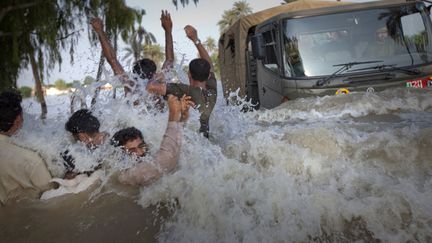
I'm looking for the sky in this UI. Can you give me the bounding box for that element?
[17,0,373,87]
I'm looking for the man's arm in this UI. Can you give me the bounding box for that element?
[90,18,126,76]
[118,95,187,186]
[161,10,174,70]
[184,25,213,71]
[91,18,135,93]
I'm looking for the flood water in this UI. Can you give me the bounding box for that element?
[1,85,431,242]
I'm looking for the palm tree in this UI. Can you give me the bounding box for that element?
[203,37,217,55]
[143,44,164,69]
[122,10,156,64]
[282,0,298,4]
[217,1,253,33]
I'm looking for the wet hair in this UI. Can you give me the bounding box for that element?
[132,58,157,80]
[0,91,23,132]
[111,127,143,147]
[189,58,211,81]
[65,109,100,135]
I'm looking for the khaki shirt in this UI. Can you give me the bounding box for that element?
[165,73,217,138]
[118,122,182,186]
[0,134,52,205]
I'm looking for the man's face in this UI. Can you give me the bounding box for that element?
[376,28,388,43]
[124,138,147,157]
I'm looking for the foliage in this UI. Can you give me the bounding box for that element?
[122,10,156,64]
[282,0,298,4]
[172,0,199,9]
[204,37,217,55]
[19,86,32,98]
[217,1,253,33]
[83,76,95,86]
[54,79,68,90]
[211,52,220,79]
[143,44,164,69]
[0,0,88,89]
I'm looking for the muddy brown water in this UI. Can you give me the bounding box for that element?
[0,188,171,243]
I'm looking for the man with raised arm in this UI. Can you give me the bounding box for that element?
[147,25,217,138]
[90,10,175,94]
[116,95,193,186]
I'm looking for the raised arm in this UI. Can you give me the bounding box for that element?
[161,10,174,70]
[91,18,136,94]
[118,95,190,186]
[184,25,213,71]
[90,18,126,76]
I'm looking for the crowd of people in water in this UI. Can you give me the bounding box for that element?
[0,11,217,205]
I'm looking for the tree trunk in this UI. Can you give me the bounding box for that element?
[28,49,47,120]
[112,31,118,99]
[91,51,105,109]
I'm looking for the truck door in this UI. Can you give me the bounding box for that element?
[257,26,284,109]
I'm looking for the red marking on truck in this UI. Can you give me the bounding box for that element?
[406,77,432,88]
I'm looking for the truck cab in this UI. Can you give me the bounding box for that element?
[219,0,432,109]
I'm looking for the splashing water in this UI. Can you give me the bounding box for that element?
[9,78,432,242]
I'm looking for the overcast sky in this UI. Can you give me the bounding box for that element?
[17,0,374,87]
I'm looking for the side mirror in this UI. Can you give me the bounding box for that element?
[251,34,265,60]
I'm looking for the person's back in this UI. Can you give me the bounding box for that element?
[0,92,51,205]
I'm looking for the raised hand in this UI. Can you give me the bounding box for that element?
[180,95,194,122]
[161,10,172,33]
[90,17,104,32]
[184,25,198,42]
[167,95,182,122]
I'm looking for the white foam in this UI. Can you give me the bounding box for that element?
[15,82,432,242]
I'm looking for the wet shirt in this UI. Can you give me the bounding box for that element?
[0,134,52,204]
[118,122,182,186]
[165,73,217,138]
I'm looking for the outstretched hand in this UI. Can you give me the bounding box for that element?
[184,25,198,42]
[180,95,194,122]
[161,10,172,32]
[90,17,104,32]
[167,95,182,122]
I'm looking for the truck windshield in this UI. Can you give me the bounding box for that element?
[282,3,432,78]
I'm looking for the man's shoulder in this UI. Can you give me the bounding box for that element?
[206,72,217,91]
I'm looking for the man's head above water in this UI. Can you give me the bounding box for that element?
[188,58,211,82]
[65,109,106,147]
[111,127,147,157]
[132,58,157,80]
[0,91,23,136]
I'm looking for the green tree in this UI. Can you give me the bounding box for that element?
[1,0,88,118]
[282,0,298,4]
[54,79,68,90]
[172,0,199,9]
[19,86,32,98]
[123,10,156,63]
[203,37,217,55]
[143,44,164,69]
[217,1,253,33]
[83,76,96,86]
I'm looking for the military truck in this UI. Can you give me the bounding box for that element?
[218,0,432,109]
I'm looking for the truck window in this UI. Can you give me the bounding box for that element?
[282,3,432,78]
[401,13,428,54]
[262,30,279,73]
